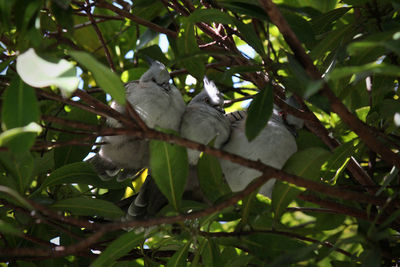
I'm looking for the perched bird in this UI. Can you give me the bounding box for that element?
[180,77,231,165]
[91,61,186,181]
[126,77,230,218]
[220,103,302,198]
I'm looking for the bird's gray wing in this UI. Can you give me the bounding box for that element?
[127,174,168,219]
[90,61,185,183]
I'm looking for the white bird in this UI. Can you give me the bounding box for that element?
[91,61,186,181]
[180,77,231,165]
[220,104,301,198]
[126,77,231,218]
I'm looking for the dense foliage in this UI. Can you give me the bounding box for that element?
[1,0,400,266]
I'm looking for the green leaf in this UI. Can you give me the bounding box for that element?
[217,1,267,20]
[321,140,359,183]
[149,140,188,211]
[0,122,41,147]
[272,147,330,219]
[39,162,127,191]
[16,48,79,96]
[1,77,40,153]
[197,153,231,203]
[166,241,191,267]
[0,185,33,210]
[54,107,97,168]
[281,10,315,48]
[201,239,220,267]
[245,84,273,141]
[311,7,351,34]
[187,8,233,24]
[0,151,34,193]
[69,50,126,105]
[233,19,265,56]
[0,219,22,236]
[271,181,303,220]
[286,53,323,98]
[91,231,145,267]
[51,197,124,219]
[310,25,353,60]
[327,63,400,81]
[240,233,307,260]
[177,19,205,80]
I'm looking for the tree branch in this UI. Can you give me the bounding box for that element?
[258,0,400,169]
[84,0,116,72]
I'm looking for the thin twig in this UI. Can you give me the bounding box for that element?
[84,0,115,72]
[96,0,178,38]
[257,0,400,169]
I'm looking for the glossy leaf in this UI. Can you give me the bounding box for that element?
[0,122,41,147]
[0,220,22,236]
[69,50,126,105]
[311,7,351,34]
[197,153,231,203]
[234,19,265,56]
[1,77,40,153]
[327,63,400,81]
[40,162,127,191]
[149,140,188,211]
[201,239,220,267]
[245,84,273,141]
[52,197,124,219]
[272,147,330,219]
[0,151,34,193]
[166,241,190,267]
[321,140,359,183]
[91,231,145,267]
[16,48,79,96]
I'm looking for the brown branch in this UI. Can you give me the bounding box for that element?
[0,230,105,258]
[170,61,233,77]
[41,115,100,132]
[280,96,377,192]
[32,138,97,151]
[39,114,392,208]
[73,12,124,20]
[96,0,178,38]
[27,199,97,230]
[258,0,400,169]
[84,0,115,72]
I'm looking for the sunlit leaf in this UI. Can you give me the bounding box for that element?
[1,77,40,153]
[272,147,330,219]
[91,231,145,267]
[149,139,188,211]
[69,50,126,105]
[16,48,79,96]
[52,197,124,219]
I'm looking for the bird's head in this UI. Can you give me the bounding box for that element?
[190,77,225,114]
[140,60,171,91]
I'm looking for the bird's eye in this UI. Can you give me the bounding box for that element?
[151,78,157,83]
[205,97,210,103]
